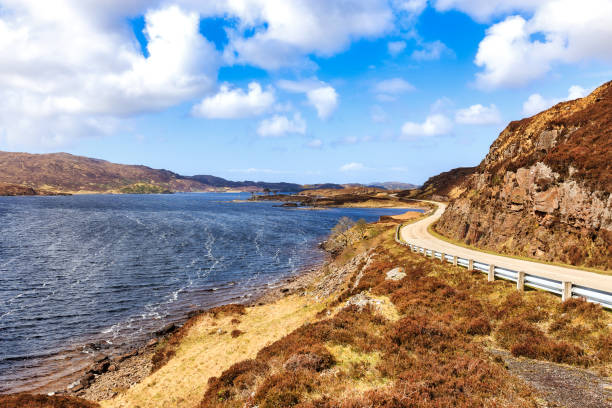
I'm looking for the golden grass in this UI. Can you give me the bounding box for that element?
[101,295,326,408]
[427,222,612,276]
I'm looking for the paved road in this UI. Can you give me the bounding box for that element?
[400,201,612,292]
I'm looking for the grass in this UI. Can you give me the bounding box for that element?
[98,220,610,408]
[426,221,612,276]
[100,296,326,408]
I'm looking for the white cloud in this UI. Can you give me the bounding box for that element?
[340,162,365,172]
[374,78,415,101]
[307,86,339,119]
[473,0,612,89]
[388,40,407,56]
[0,3,219,147]
[278,79,339,119]
[455,104,501,125]
[217,0,395,70]
[522,85,592,116]
[432,0,541,22]
[411,40,451,61]
[393,0,428,14]
[257,113,306,137]
[401,114,453,137]
[192,82,275,119]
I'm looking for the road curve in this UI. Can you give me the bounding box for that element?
[400,201,612,292]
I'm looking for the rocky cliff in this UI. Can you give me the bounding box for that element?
[436,81,612,270]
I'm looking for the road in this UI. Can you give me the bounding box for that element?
[399,201,612,292]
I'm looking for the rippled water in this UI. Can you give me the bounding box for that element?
[0,193,414,393]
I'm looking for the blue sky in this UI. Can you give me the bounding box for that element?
[0,1,610,185]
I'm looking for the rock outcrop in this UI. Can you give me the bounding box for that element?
[436,81,612,270]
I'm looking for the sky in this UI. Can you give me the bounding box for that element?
[0,0,611,185]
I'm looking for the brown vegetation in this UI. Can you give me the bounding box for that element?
[0,151,207,193]
[437,81,612,270]
[195,224,611,407]
[0,394,99,408]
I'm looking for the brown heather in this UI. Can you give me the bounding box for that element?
[196,225,610,408]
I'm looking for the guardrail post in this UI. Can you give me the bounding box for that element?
[562,281,572,302]
[468,259,474,271]
[440,253,446,263]
[429,250,435,259]
[517,271,525,292]
[453,256,458,266]
[488,264,495,282]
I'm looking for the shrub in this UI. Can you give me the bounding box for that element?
[230,329,244,338]
[464,317,492,335]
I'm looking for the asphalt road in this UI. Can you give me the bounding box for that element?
[399,202,612,292]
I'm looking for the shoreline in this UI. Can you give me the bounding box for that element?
[0,208,417,400]
[9,258,329,399]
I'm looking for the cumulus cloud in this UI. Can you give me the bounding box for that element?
[401,114,453,137]
[217,0,395,70]
[522,85,592,116]
[307,86,339,119]
[340,162,366,172]
[455,104,501,125]
[0,2,219,147]
[191,82,275,119]
[473,0,612,89]
[411,40,452,61]
[432,0,540,22]
[374,78,415,101]
[257,113,306,137]
[278,79,339,119]
[388,40,407,56]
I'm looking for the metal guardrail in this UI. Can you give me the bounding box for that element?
[394,224,612,309]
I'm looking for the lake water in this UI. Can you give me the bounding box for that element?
[0,193,416,393]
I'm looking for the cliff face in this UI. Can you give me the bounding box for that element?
[436,81,612,270]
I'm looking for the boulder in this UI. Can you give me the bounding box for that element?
[534,188,559,213]
[154,323,177,337]
[385,267,406,281]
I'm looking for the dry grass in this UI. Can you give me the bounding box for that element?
[100,296,326,408]
[0,394,99,408]
[99,221,610,408]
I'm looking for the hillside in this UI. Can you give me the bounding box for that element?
[0,152,208,194]
[187,175,304,192]
[436,81,612,270]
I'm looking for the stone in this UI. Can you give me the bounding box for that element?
[154,323,177,337]
[89,360,110,375]
[345,292,383,311]
[93,354,108,364]
[385,267,406,281]
[80,373,95,387]
[535,129,558,151]
[534,188,559,213]
[146,338,159,347]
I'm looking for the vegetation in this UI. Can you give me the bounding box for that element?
[61,219,608,408]
[119,183,172,194]
[192,223,611,407]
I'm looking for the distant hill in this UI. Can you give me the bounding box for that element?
[436,80,612,270]
[395,167,476,201]
[186,175,304,192]
[367,181,420,190]
[0,151,206,194]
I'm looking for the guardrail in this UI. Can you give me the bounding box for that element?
[395,224,612,309]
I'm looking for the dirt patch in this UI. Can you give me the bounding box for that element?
[492,349,612,407]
